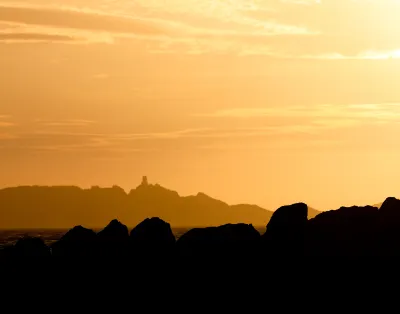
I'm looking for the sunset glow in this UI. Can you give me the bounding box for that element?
[2,0,400,211]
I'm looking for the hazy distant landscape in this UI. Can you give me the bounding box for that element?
[0,177,322,229]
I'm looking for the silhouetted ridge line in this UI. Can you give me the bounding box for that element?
[2,197,400,258]
[0,178,279,228]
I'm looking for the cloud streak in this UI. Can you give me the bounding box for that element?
[0,1,318,52]
[0,115,14,128]
[193,103,400,137]
[4,101,400,151]
[4,101,399,153]
[0,121,14,127]
[37,119,96,127]
[195,103,400,122]
[0,32,76,42]
[0,5,164,36]
[2,0,399,56]
[1,1,399,56]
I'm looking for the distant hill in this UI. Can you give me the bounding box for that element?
[308,207,321,219]
[0,178,323,229]
[0,179,270,228]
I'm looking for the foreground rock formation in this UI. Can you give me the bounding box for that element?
[3,196,400,258]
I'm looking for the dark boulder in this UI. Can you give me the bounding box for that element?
[379,197,400,221]
[98,219,129,256]
[98,219,129,238]
[177,223,260,259]
[262,203,308,257]
[13,237,51,257]
[52,226,98,257]
[306,206,379,256]
[130,218,175,257]
[378,197,400,256]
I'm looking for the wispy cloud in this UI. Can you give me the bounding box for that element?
[2,102,395,154]
[0,5,164,36]
[13,102,400,149]
[4,100,400,153]
[194,103,400,135]
[195,138,344,151]
[0,115,16,141]
[0,121,14,127]
[37,119,96,127]
[0,32,77,42]
[3,0,400,56]
[195,103,400,121]
[17,125,341,153]
[0,3,167,45]
[130,0,400,58]
[0,115,14,128]
[276,49,400,60]
[0,1,317,52]
[30,127,215,141]
[7,128,215,154]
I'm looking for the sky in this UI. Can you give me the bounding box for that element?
[2,0,400,211]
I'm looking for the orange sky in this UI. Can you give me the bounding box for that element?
[2,0,400,210]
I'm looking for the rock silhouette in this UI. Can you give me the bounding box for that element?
[97,219,129,257]
[51,225,98,257]
[4,197,400,258]
[129,217,176,257]
[378,197,400,256]
[177,223,260,258]
[262,203,308,257]
[306,206,379,256]
[14,237,51,257]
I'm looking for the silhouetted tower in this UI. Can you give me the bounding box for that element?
[142,176,149,186]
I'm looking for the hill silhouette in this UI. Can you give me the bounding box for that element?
[0,178,260,228]
[0,177,323,229]
[4,197,400,259]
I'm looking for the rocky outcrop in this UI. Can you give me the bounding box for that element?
[379,197,400,220]
[0,237,51,258]
[51,226,98,257]
[306,206,379,256]
[5,194,400,259]
[13,237,51,257]
[130,218,176,256]
[177,223,260,258]
[98,219,129,256]
[262,203,308,256]
[378,197,400,256]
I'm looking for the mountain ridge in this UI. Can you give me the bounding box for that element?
[0,178,322,229]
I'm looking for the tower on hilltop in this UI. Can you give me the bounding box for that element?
[141,176,149,186]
